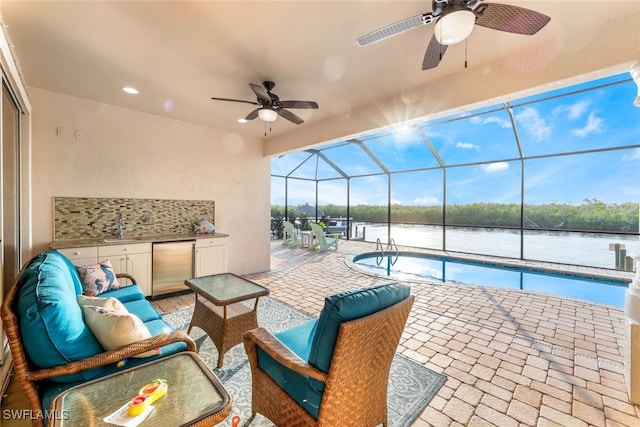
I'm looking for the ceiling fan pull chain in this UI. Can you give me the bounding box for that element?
[465,38,468,69]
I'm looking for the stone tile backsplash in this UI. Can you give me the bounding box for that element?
[54,197,215,240]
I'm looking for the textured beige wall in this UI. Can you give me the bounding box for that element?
[29,87,270,275]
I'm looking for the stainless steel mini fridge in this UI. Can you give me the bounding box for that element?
[152,241,195,297]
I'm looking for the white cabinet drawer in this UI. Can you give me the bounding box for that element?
[195,237,227,248]
[57,246,98,260]
[98,243,152,258]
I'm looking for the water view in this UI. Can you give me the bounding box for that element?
[354,223,638,271]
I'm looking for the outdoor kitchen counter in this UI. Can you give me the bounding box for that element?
[50,232,229,249]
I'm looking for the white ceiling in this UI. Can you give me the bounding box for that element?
[2,1,640,141]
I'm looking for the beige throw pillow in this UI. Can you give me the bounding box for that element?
[82,306,160,358]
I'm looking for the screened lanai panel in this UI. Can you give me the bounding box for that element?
[421,108,520,166]
[523,150,639,232]
[445,161,522,258]
[320,142,384,176]
[285,178,316,214]
[390,170,443,249]
[516,74,640,157]
[361,129,439,172]
[283,154,336,180]
[523,149,639,268]
[349,174,389,242]
[271,151,313,177]
[318,179,348,229]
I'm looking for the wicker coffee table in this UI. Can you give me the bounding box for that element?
[185,273,269,367]
[50,352,231,426]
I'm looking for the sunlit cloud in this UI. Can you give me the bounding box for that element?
[413,196,439,205]
[552,99,590,120]
[622,148,640,161]
[514,107,551,142]
[571,112,605,137]
[481,162,509,173]
[469,115,511,128]
[456,142,480,151]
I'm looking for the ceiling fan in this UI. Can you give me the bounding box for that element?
[211,81,318,125]
[356,0,551,70]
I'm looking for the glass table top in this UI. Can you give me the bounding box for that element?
[185,273,269,304]
[52,352,230,426]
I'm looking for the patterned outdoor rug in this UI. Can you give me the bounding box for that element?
[162,297,446,427]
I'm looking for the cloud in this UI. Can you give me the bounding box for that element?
[514,107,551,142]
[622,148,640,161]
[456,142,480,151]
[481,162,509,173]
[553,99,590,120]
[413,196,439,205]
[470,115,512,128]
[571,112,605,137]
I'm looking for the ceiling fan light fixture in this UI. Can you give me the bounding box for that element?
[258,107,278,122]
[434,7,476,45]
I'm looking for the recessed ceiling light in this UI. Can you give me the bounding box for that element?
[237,118,248,123]
[122,87,139,95]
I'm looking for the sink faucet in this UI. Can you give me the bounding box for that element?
[117,213,125,239]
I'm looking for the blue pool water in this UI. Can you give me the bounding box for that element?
[352,252,629,307]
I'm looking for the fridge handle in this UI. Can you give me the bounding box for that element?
[192,242,196,276]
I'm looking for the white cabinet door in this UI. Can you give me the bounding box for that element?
[195,238,227,277]
[99,243,152,296]
[127,252,152,296]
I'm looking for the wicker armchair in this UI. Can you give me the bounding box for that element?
[244,284,414,427]
[1,265,196,427]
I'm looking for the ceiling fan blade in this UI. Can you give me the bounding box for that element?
[474,3,551,35]
[245,109,260,120]
[422,34,448,70]
[211,97,259,106]
[249,83,271,103]
[277,109,304,124]
[280,100,319,109]
[357,13,437,46]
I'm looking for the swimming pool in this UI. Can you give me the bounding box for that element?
[350,252,629,307]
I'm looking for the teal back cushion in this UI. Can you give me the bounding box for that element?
[16,251,105,383]
[308,282,410,375]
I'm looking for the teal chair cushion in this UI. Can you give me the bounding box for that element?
[257,319,321,418]
[308,282,410,375]
[17,251,105,383]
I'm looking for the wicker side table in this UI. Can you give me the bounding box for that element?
[185,273,269,367]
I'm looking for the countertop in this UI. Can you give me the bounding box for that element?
[50,232,229,250]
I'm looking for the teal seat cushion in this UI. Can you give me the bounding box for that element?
[257,319,321,418]
[16,251,105,383]
[308,282,410,375]
[101,284,145,303]
[123,299,162,323]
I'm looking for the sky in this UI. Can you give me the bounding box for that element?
[272,72,640,207]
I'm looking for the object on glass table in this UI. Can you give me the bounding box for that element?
[128,379,168,416]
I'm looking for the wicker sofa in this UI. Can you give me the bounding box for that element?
[1,250,195,427]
